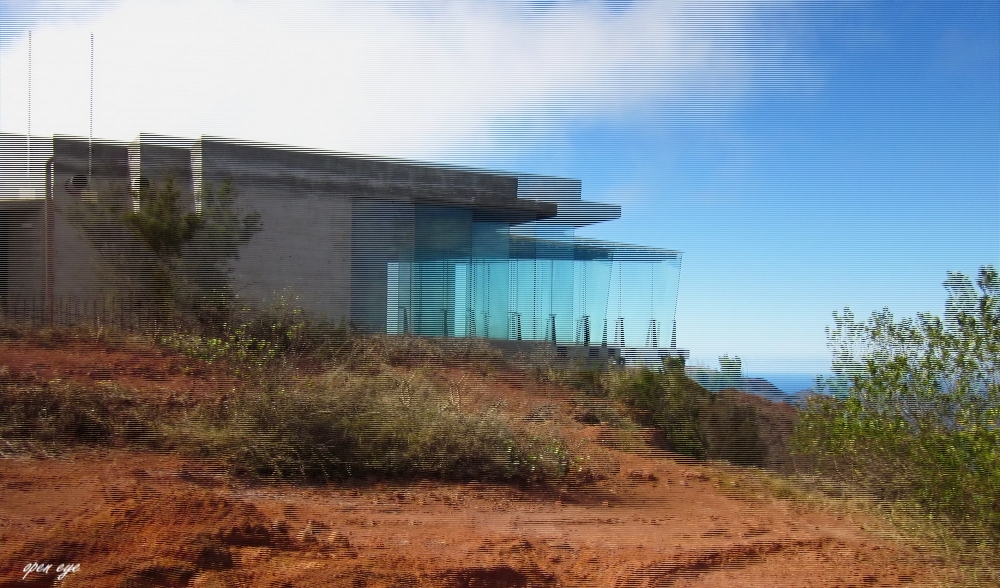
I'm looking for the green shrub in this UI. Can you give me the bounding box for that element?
[160,294,349,375]
[793,265,1000,543]
[702,391,768,467]
[609,368,705,457]
[605,364,765,465]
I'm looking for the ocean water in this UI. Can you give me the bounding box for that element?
[746,373,830,395]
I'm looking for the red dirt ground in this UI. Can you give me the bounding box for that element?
[0,339,970,587]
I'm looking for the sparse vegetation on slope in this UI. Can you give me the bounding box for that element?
[0,379,165,451]
[0,321,569,484]
[545,358,770,467]
[2,317,997,585]
[175,367,570,483]
[793,265,1000,550]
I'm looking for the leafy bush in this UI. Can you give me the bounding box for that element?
[121,178,203,261]
[608,368,706,457]
[605,364,766,466]
[63,177,260,325]
[793,265,1000,542]
[702,391,769,467]
[160,294,349,375]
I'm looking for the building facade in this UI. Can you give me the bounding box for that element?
[1,133,683,357]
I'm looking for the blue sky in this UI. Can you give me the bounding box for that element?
[1,0,997,374]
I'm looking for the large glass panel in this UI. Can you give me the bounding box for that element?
[539,238,575,343]
[607,258,650,348]
[386,261,414,335]
[656,256,683,348]
[413,205,472,337]
[604,250,682,349]
[453,262,470,337]
[470,221,510,339]
[573,252,612,346]
[509,236,539,341]
[352,198,414,333]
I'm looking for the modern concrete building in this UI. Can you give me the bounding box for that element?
[1,132,684,360]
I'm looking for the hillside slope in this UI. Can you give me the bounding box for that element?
[0,336,968,587]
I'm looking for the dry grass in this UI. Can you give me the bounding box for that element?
[0,324,572,485]
[0,379,167,454]
[175,365,571,483]
[706,462,1000,587]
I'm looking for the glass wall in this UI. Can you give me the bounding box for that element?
[507,235,574,343]
[605,249,682,348]
[385,205,512,340]
[378,203,682,349]
[353,198,414,333]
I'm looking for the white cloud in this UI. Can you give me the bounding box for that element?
[0,0,809,158]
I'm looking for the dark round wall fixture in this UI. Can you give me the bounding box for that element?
[65,174,89,195]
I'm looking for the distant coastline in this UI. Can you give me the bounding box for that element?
[747,373,829,395]
[686,370,833,406]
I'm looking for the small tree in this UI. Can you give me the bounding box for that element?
[120,178,260,320]
[177,179,261,324]
[120,179,202,309]
[793,266,1000,540]
[121,179,202,261]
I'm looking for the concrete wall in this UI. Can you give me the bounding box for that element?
[234,188,351,323]
[0,201,45,301]
[1,133,572,331]
[51,136,154,304]
[196,136,519,206]
[195,138,353,323]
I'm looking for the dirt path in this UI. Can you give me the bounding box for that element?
[0,339,964,587]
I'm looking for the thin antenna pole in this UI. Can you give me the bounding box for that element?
[89,33,94,180]
[27,31,31,180]
[0,8,3,134]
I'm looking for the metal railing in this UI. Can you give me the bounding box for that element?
[0,295,167,332]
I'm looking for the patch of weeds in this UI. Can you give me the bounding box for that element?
[709,463,1000,587]
[572,396,634,429]
[23,327,77,349]
[0,320,26,341]
[158,294,350,378]
[0,381,166,449]
[339,334,507,374]
[192,367,571,484]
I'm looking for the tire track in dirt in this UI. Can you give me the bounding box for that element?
[616,538,831,587]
